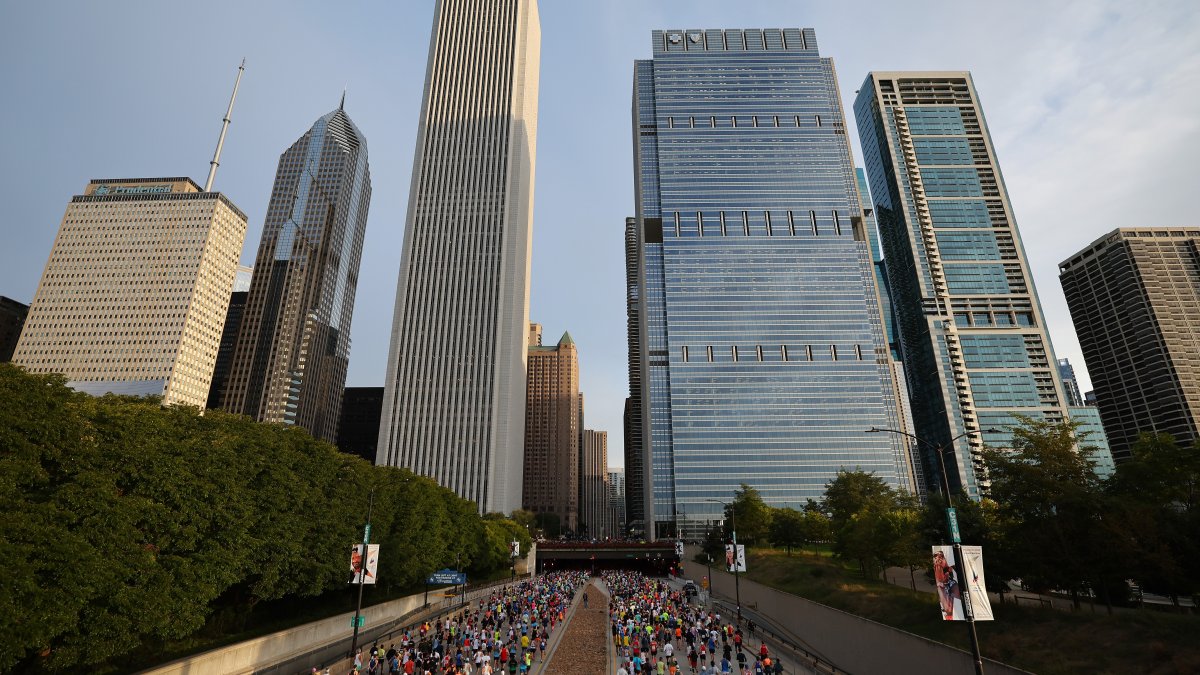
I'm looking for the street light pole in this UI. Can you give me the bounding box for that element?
[706,497,742,622]
[350,488,375,658]
[866,426,997,675]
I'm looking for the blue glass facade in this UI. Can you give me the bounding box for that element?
[1068,406,1116,479]
[633,29,911,538]
[854,74,1070,497]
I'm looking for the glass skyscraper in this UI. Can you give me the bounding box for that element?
[221,103,371,443]
[855,73,1070,497]
[632,28,912,539]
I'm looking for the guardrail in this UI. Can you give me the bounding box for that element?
[705,593,843,674]
[257,574,531,675]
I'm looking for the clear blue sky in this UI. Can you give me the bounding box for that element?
[2,1,1197,466]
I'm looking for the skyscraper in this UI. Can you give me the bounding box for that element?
[1057,358,1085,407]
[632,29,912,539]
[379,0,540,514]
[221,103,371,443]
[13,178,247,407]
[623,216,648,537]
[1059,227,1200,460]
[206,265,251,409]
[580,429,611,538]
[337,386,385,462]
[0,296,29,362]
[523,325,579,532]
[855,73,1071,497]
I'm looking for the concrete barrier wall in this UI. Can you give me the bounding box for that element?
[683,560,1030,675]
[141,571,530,675]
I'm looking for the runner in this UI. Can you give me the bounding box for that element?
[604,570,788,675]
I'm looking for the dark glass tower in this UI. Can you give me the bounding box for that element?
[632,29,912,539]
[623,216,647,537]
[221,103,371,443]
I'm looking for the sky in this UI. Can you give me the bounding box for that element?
[2,1,1198,468]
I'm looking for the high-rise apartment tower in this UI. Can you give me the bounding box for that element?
[632,29,912,539]
[1060,227,1200,460]
[220,104,371,442]
[379,0,540,513]
[13,178,247,407]
[855,73,1071,497]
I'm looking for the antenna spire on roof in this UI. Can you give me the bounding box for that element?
[204,58,245,192]
[340,87,346,111]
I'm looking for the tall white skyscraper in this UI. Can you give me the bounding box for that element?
[379,0,540,514]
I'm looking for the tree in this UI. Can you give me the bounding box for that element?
[823,470,908,577]
[0,364,526,672]
[982,416,1105,608]
[725,484,772,546]
[1104,433,1200,607]
[769,507,805,555]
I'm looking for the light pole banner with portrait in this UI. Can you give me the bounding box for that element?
[960,545,994,621]
[350,544,380,585]
[932,546,964,620]
[725,544,746,572]
[510,541,520,558]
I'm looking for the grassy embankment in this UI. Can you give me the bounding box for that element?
[741,548,1200,675]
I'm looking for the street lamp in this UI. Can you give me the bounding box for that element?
[865,426,999,675]
[349,488,375,659]
[705,497,742,622]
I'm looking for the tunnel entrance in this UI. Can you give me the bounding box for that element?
[535,542,680,576]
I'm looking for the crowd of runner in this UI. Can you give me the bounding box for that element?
[604,571,785,675]
[344,570,590,674]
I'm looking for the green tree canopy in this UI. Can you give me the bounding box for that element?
[0,364,526,672]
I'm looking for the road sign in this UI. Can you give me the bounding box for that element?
[946,507,961,543]
[363,523,372,544]
[351,616,365,628]
[426,568,467,585]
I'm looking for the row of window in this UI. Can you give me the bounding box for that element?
[678,344,870,363]
[661,114,834,130]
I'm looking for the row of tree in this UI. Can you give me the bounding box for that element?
[0,365,531,672]
[699,417,1199,611]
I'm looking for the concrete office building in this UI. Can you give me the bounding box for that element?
[206,265,252,409]
[632,29,912,539]
[580,429,613,538]
[221,104,371,443]
[379,0,540,514]
[1059,227,1200,461]
[0,296,29,362]
[337,386,385,463]
[13,178,247,407]
[522,324,580,532]
[855,73,1071,498]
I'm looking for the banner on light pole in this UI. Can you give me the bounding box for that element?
[350,544,380,585]
[960,545,994,621]
[674,540,684,557]
[510,540,520,558]
[932,545,991,621]
[724,544,746,572]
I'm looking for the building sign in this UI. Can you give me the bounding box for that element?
[93,184,173,195]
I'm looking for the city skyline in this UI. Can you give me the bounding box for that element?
[2,1,1198,467]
